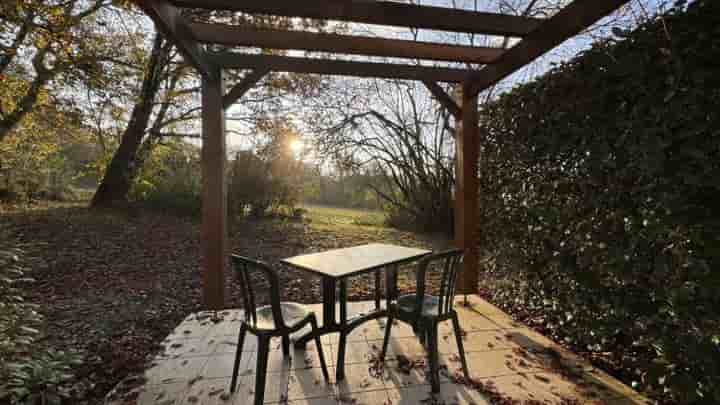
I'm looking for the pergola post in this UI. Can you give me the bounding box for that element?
[455,82,479,295]
[201,66,227,310]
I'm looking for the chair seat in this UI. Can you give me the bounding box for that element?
[396,294,441,317]
[254,302,310,330]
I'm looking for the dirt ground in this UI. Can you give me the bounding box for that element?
[0,202,450,404]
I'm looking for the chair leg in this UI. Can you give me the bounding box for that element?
[254,336,270,405]
[337,279,348,381]
[310,315,330,382]
[379,314,393,362]
[415,320,426,346]
[230,324,246,393]
[336,330,347,381]
[427,321,440,393]
[281,335,290,358]
[452,313,470,380]
[374,269,382,310]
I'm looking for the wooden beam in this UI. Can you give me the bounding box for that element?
[200,66,227,310]
[222,68,269,109]
[134,0,213,78]
[455,82,479,295]
[208,53,474,83]
[190,22,504,65]
[423,81,461,119]
[467,0,631,96]
[171,0,542,37]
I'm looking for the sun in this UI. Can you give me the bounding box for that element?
[289,138,303,154]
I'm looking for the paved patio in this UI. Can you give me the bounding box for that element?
[105,295,650,405]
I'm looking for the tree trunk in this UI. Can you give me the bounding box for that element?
[91,34,168,207]
[0,49,57,142]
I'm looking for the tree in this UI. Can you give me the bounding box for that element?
[309,79,457,233]
[91,32,176,206]
[299,0,664,234]
[0,101,97,201]
[228,119,304,216]
[0,0,115,142]
[90,6,335,207]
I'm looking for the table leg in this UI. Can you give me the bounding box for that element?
[322,277,336,327]
[393,265,398,299]
[385,264,398,304]
[374,270,381,310]
[294,277,337,349]
[336,279,348,381]
[339,279,347,324]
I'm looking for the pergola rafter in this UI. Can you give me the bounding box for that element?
[467,0,633,94]
[423,81,461,119]
[133,0,632,310]
[222,68,269,109]
[136,1,212,78]
[207,53,475,83]
[190,23,505,65]
[170,0,544,37]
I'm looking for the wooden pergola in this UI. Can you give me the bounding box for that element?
[134,0,630,310]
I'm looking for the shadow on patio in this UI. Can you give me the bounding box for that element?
[105,296,649,405]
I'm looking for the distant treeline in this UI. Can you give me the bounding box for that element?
[299,168,384,211]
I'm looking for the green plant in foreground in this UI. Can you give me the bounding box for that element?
[0,247,83,405]
[1,349,83,405]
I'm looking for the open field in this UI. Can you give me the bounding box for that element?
[300,203,387,227]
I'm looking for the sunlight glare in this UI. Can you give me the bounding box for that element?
[289,138,303,154]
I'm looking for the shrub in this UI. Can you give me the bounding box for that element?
[0,112,99,204]
[228,150,301,218]
[0,246,83,405]
[477,2,720,403]
[131,141,302,218]
[130,142,202,216]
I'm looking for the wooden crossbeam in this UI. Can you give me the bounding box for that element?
[190,22,504,65]
[466,0,632,96]
[134,0,212,78]
[171,0,543,37]
[423,81,461,119]
[208,53,474,83]
[222,68,269,109]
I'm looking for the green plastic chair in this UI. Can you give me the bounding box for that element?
[229,255,329,405]
[379,249,471,393]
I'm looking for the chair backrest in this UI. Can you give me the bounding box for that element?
[415,248,464,317]
[230,255,286,330]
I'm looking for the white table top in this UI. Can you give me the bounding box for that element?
[281,243,430,279]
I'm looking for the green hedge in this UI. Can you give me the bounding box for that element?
[477,1,720,403]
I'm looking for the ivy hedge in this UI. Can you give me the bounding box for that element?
[477,1,719,403]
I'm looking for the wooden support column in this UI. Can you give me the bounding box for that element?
[455,82,479,295]
[222,68,269,109]
[201,66,227,310]
[135,0,213,78]
[423,80,461,120]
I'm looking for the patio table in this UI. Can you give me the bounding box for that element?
[281,243,430,380]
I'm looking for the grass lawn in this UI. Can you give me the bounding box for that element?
[300,203,386,227]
